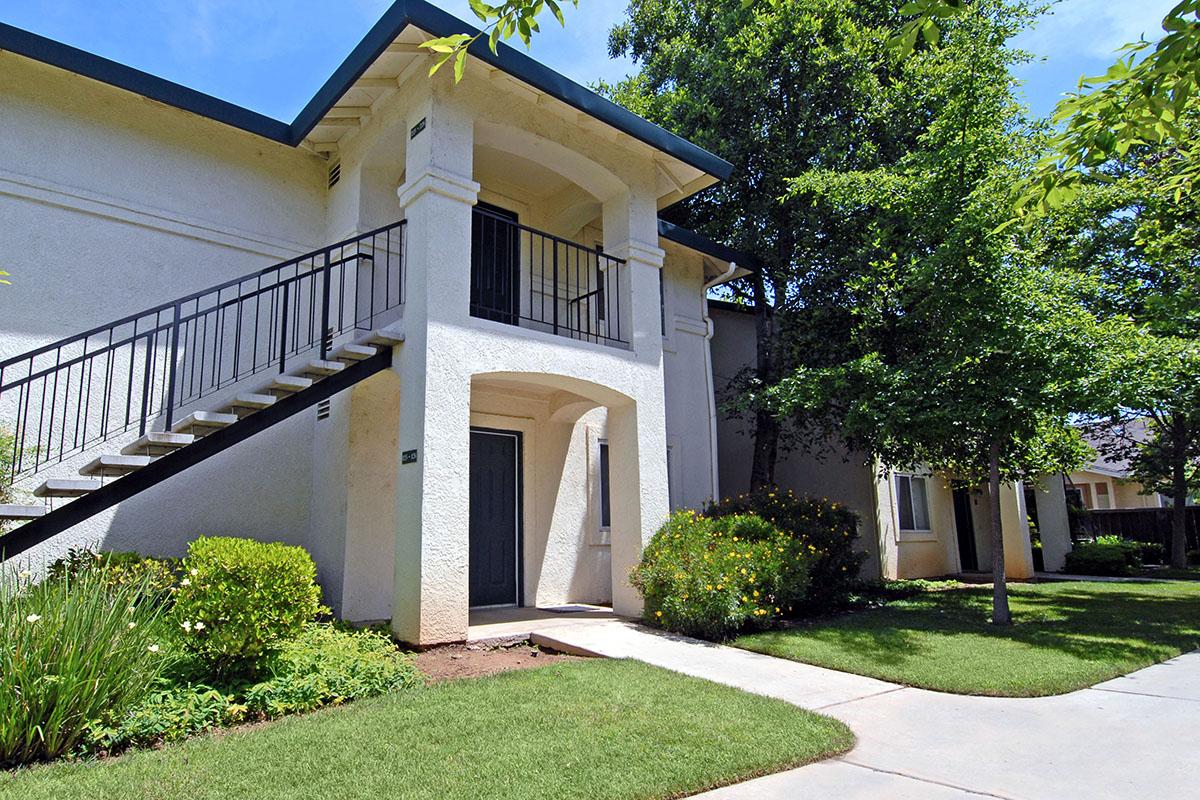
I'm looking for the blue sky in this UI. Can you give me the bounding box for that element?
[0,1,1177,122]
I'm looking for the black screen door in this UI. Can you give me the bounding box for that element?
[471,202,520,324]
[469,429,521,607]
[953,487,978,572]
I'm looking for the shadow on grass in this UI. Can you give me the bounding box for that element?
[745,582,1200,678]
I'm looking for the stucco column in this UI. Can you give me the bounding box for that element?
[1032,475,1072,572]
[390,85,479,645]
[602,188,670,617]
[999,481,1036,579]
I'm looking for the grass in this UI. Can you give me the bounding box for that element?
[1,659,852,800]
[735,580,1200,697]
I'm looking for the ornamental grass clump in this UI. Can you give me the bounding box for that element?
[631,510,813,640]
[173,537,324,679]
[0,564,170,766]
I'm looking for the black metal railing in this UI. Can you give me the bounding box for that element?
[470,207,626,346]
[0,221,406,480]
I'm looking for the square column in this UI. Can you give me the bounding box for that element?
[602,187,670,617]
[1032,476,1072,572]
[390,83,480,645]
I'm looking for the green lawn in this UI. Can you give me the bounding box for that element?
[735,580,1200,697]
[1,659,852,800]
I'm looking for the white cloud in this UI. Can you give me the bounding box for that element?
[1015,0,1176,61]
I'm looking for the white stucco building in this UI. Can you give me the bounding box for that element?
[0,2,753,644]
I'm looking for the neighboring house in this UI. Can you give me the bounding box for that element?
[709,302,1074,578]
[0,3,753,645]
[1068,421,1176,510]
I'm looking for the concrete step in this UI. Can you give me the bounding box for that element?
[367,329,405,346]
[121,431,195,457]
[300,359,345,378]
[222,393,274,419]
[334,343,379,362]
[80,454,152,477]
[171,411,238,436]
[34,478,102,499]
[263,374,314,396]
[0,504,47,521]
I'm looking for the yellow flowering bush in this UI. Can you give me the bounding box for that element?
[631,510,812,640]
[707,487,864,613]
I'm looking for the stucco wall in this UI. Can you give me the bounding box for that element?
[1,53,331,572]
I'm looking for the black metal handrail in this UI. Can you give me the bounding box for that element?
[470,207,626,346]
[1,221,406,480]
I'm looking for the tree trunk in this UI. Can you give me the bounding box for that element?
[749,285,779,490]
[1170,420,1189,570]
[988,440,1012,626]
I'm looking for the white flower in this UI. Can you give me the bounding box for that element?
[181,620,192,633]
[25,613,41,623]
[128,622,137,629]
[194,621,206,631]
[17,570,31,580]
[189,568,198,577]
[128,606,136,614]
[180,578,191,587]
[147,644,160,653]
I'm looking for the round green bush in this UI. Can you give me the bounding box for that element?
[631,510,813,640]
[173,537,324,678]
[706,487,864,613]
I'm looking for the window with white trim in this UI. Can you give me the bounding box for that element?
[895,474,931,532]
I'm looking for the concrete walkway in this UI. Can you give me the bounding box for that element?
[531,619,1200,800]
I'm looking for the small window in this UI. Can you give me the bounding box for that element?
[599,441,611,529]
[896,474,931,531]
[1095,482,1111,510]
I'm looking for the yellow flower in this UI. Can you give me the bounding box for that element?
[655,610,663,618]
[753,590,760,598]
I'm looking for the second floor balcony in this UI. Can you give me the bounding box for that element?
[469,205,628,349]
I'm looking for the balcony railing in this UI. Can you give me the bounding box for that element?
[470,207,626,347]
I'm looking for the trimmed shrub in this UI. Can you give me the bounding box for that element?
[173,537,324,678]
[0,566,170,766]
[48,549,179,600]
[244,623,422,717]
[1136,541,1166,566]
[706,487,864,613]
[1064,538,1141,577]
[631,509,813,640]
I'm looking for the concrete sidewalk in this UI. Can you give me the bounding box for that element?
[533,619,1200,800]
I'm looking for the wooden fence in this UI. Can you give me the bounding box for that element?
[1078,507,1200,553]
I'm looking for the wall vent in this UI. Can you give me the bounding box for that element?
[316,399,332,421]
[328,161,341,189]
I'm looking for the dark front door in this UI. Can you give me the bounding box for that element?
[471,202,521,324]
[469,429,521,607]
[953,487,978,572]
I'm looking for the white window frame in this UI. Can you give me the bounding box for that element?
[894,472,935,541]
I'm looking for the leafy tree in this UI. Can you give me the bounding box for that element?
[764,0,1122,625]
[1037,139,1200,567]
[421,0,578,81]
[603,0,938,488]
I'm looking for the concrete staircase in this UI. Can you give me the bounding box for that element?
[0,330,403,531]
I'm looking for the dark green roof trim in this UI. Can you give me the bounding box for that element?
[658,220,762,273]
[0,20,292,141]
[0,0,732,180]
